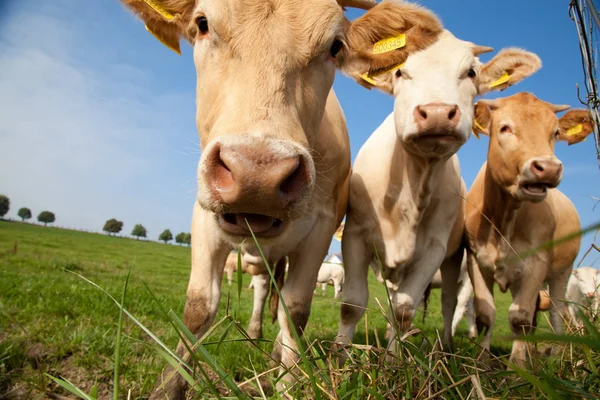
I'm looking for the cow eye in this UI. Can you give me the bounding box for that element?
[500,125,512,134]
[554,130,560,139]
[467,68,476,78]
[395,69,402,78]
[330,40,343,58]
[196,16,209,36]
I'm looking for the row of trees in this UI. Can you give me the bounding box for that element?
[0,195,56,225]
[0,194,189,246]
[102,218,191,245]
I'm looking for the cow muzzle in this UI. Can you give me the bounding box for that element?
[201,136,315,237]
[404,103,464,155]
[517,157,563,202]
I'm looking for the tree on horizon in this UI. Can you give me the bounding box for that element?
[0,195,9,219]
[131,224,147,240]
[103,218,124,236]
[37,211,55,226]
[159,229,173,244]
[18,207,32,222]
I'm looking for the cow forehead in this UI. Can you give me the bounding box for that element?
[404,31,475,73]
[198,0,345,59]
[493,93,558,131]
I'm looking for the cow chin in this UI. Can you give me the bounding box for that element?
[402,130,465,158]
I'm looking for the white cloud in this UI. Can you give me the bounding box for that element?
[0,4,198,238]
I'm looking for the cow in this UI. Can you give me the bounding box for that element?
[422,253,477,338]
[315,254,345,298]
[118,0,446,397]
[335,26,542,359]
[223,251,248,286]
[465,92,595,368]
[566,266,600,328]
[222,250,282,340]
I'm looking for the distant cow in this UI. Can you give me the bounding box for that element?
[423,254,477,338]
[566,266,600,327]
[222,250,284,340]
[465,92,594,367]
[335,26,541,357]
[315,254,345,298]
[118,0,446,396]
[223,251,248,286]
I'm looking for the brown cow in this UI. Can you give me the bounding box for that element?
[465,92,595,368]
[118,0,444,397]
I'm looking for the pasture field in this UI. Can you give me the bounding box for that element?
[0,221,597,399]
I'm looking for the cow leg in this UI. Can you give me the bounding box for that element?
[466,296,477,338]
[334,279,342,299]
[440,249,462,349]
[467,251,495,354]
[273,218,335,384]
[547,267,571,334]
[247,273,269,339]
[226,268,233,286]
[507,262,545,369]
[451,273,474,337]
[387,241,447,356]
[322,282,327,296]
[150,207,229,400]
[336,224,372,345]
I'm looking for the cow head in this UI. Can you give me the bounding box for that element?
[121,0,443,238]
[572,268,600,309]
[473,92,595,202]
[352,31,541,158]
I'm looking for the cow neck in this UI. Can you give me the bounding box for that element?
[383,141,446,267]
[480,166,521,261]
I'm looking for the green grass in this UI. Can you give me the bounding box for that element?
[0,220,590,399]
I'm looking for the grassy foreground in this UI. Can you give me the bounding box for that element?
[0,221,598,399]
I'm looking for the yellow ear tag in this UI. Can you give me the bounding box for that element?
[145,24,181,55]
[472,119,486,140]
[489,71,510,88]
[373,34,406,54]
[360,63,406,87]
[566,123,583,136]
[143,0,175,20]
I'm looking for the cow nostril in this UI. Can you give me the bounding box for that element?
[213,154,235,190]
[419,107,428,120]
[279,158,304,199]
[532,160,545,173]
[448,106,458,121]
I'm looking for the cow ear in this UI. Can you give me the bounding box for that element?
[478,49,541,95]
[120,0,196,55]
[336,0,443,95]
[472,101,492,138]
[557,109,595,145]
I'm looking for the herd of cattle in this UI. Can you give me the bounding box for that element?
[118,0,598,397]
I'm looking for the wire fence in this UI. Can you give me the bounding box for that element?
[569,0,600,168]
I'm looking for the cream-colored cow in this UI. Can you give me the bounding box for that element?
[118,0,445,397]
[566,266,600,328]
[335,28,541,357]
[223,251,279,340]
[465,92,595,367]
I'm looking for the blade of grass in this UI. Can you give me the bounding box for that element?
[45,374,95,400]
[113,267,132,400]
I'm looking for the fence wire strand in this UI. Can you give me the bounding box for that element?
[569,0,600,167]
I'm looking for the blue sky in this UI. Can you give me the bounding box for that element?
[0,0,598,267]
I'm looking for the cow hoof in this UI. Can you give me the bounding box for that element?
[247,328,263,340]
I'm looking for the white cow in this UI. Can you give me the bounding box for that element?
[423,254,477,338]
[315,254,345,298]
[335,27,541,358]
[566,266,600,327]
